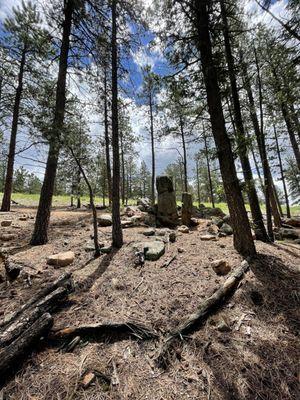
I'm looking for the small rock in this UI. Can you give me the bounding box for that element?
[178,225,189,233]
[156,228,170,236]
[219,223,233,236]
[211,259,231,275]
[0,233,16,241]
[19,216,28,221]
[82,371,96,388]
[47,251,75,267]
[134,240,165,261]
[101,245,112,254]
[169,231,176,242]
[200,235,217,241]
[216,318,231,332]
[1,220,12,227]
[207,225,218,235]
[121,219,134,228]
[97,214,112,227]
[178,247,184,253]
[142,228,155,236]
[211,217,223,228]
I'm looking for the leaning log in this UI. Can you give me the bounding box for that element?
[52,321,158,341]
[0,287,68,348]
[0,313,53,384]
[156,260,249,368]
[0,272,72,329]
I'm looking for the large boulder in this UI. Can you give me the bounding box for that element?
[97,214,112,227]
[47,251,75,267]
[156,176,179,227]
[137,198,151,212]
[219,223,233,236]
[181,192,193,226]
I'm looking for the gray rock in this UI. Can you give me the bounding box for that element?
[142,228,155,236]
[219,223,233,236]
[134,240,165,261]
[97,214,112,227]
[137,198,151,212]
[156,176,179,227]
[211,216,223,228]
[182,192,193,226]
[169,231,176,243]
[200,234,217,241]
[178,225,189,233]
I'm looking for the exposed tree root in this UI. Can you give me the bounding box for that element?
[51,321,158,342]
[155,260,249,369]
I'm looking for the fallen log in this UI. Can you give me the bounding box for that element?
[156,260,249,368]
[0,313,53,384]
[0,287,68,348]
[0,272,73,329]
[52,321,158,341]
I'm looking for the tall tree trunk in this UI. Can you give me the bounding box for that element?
[273,125,291,218]
[111,0,123,248]
[179,115,188,192]
[68,147,100,256]
[149,91,155,205]
[76,168,81,208]
[30,0,74,245]
[1,47,26,212]
[196,158,201,208]
[193,0,256,257]
[289,103,300,142]
[203,134,215,208]
[240,49,281,229]
[120,130,125,205]
[271,66,300,170]
[103,66,112,205]
[253,47,274,241]
[220,0,268,242]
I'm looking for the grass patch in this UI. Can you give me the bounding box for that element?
[0,193,299,216]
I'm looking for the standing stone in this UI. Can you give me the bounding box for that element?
[181,192,193,226]
[156,176,178,227]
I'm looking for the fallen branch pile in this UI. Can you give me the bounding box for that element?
[156,260,249,368]
[0,273,74,383]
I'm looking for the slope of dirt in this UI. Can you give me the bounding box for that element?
[0,207,299,400]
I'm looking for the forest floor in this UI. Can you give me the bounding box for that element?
[0,206,299,400]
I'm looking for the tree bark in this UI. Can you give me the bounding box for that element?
[1,47,26,212]
[68,146,100,256]
[30,0,74,245]
[179,115,188,192]
[196,157,201,208]
[273,125,291,218]
[241,49,281,231]
[220,0,268,242]
[203,134,215,208]
[193,0,255,257]
[104,66,112,205]
[120,130,125,205]
[0,313,53,382]
[111,0,123,248]
[149,91,156,205]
